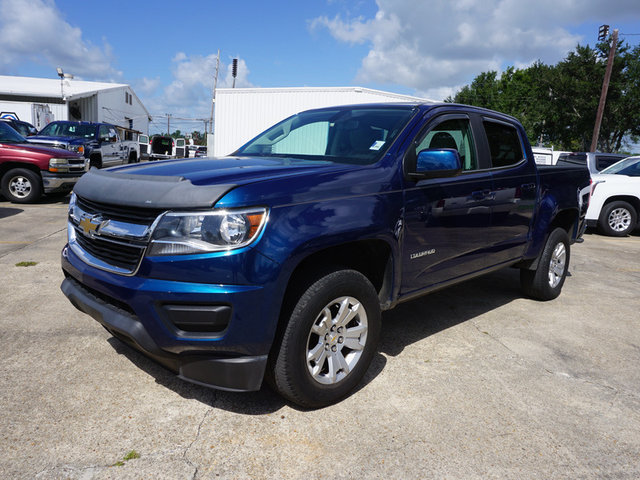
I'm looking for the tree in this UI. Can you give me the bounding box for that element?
[448,39,640,152]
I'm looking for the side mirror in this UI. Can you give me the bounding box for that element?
[411,148,462,179]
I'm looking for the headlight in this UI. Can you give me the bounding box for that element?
[49,158,71,173]
[70,145,85,154]
[148,208,268,256]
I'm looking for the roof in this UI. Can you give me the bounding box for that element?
[0,75,129,100]
[216,86,433,103]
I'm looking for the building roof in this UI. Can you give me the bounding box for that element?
[216,86,433,103]
[0,75,129,100]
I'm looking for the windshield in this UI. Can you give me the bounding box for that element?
[600,156,640,177]
[0,122,27,143]
[234,106,416,165]
[39,122,96,139]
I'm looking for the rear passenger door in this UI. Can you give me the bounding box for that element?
[480,117,538,263]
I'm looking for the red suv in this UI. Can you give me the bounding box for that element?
[0,122,87,203]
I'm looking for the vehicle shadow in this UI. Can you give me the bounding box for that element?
[379,267,523,357]
[0,207,23,219]
[105,267,524,414]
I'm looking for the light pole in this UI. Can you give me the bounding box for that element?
[56,67,73,101]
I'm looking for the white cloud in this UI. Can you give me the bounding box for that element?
[142,53,254,132]
[0,0,120,79]
[312,0,640,100]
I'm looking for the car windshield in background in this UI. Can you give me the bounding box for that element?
[39,122,96,138]
[235,106,416,165]
[0,122,27,143]
[601,156,640,177]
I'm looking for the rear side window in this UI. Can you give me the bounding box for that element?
[596,155,624,171]
[483,121,523,168]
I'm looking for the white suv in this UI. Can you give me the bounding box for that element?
[586,156,640,236]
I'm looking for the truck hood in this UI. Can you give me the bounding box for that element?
[73,156,357,209]
[0,142,80,158]
[109,156,350,185]
[28,136,88,145]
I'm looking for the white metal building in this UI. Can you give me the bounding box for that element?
[212,87,432,156]
[0,75,150,134]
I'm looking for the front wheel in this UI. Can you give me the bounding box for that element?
[520,227,570,301]
[1,168,42,203]
[598,201,637,236]
[269,269,381,408]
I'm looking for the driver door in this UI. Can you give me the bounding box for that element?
[401,113,493,295]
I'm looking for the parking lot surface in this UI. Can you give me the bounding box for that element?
[1,195,639,479]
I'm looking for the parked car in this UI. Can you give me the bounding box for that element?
[0,122,86,203]
[28,121,139,168]
[61,103,590,408]
[557,152,627,176]
[586,156,640,236]
[0,118,37,137]
[194,145,207,157]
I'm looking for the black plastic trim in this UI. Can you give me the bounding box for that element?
[73,168,236,209]
[60,276,267,392]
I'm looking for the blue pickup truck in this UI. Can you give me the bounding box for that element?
[28,121,139,168]
[61,103,590,407]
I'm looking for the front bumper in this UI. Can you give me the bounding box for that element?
[61,275,268,392]
[41,171,85,193]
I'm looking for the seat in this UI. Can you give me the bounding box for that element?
[429,132,457,150]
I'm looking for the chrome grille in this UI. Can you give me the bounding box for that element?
[69,195,164,275]
[73,229,145,271]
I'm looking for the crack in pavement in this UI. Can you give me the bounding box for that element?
[184,406,215,480]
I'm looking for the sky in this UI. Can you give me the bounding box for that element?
[1,0,640,135]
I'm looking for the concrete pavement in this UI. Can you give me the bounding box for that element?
[1,195,639,479]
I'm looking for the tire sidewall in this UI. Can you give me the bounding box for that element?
[599,201,636,237]
[521,227,570,301]
[539,228,570,299]
[1,168,42,203]
[275,269,381,407]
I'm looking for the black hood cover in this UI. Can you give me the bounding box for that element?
[73,168,235,210]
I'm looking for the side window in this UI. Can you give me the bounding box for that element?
[596,156,622,171]
[412,118,477,171]
[483,121,524,168]
[99,125,110,141]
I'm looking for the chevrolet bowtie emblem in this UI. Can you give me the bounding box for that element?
[78,215,105,236]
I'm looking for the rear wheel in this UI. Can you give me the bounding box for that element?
[269,269,381,408]
[1,168,42,203]
[128,151,138,164]
[520,227,570,301]
[598,201,637,237]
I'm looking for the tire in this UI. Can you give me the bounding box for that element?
[1,168,42,203]
[520,227,570,301]
[598,201,637,237]
[128,152,138,164]
[90,155,102,169]
[269,269,381,408]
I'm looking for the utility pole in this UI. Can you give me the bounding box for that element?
[167,113,171,135]
[590,27,619,152]
[209,49,220,135]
